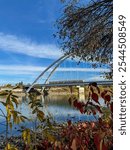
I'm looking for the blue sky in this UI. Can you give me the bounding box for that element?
[0,0,110,85]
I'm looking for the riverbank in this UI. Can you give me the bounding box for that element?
[0,85,112,97]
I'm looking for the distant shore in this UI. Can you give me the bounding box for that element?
[0,85,112,98]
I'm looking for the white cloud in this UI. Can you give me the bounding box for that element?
[0,65,110,85]
[57,68,110,72]
[0,32,62,59]
[0,65,110,75]
[87,76,109,81]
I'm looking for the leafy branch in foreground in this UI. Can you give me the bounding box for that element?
[21,93,45,149]
[0,89,28,148]
[0,84,113,150]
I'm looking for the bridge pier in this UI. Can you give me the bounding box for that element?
[77,86,85,102]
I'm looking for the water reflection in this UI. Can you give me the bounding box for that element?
[19,94,97,122]
[0,94,97,135]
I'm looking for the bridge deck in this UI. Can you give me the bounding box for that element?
[25,81,112,88]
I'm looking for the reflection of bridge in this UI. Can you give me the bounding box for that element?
[26,53,112,97]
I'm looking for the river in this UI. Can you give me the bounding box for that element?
[0,94,99,136]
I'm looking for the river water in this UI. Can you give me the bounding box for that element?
[0,94,98,136]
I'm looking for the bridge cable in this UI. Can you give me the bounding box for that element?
[26,53,73,93]
[44,54,71,85]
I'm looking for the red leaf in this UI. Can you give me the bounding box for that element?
[94,133,107,150]
[42,139,48,145]
[94,134,100,150]
[102,143,108,150]
[79,107,84,114]
[101,91,107,99]
[104,95,111,102]
[92,93,99,103]
[73,100,78,107]
[76,102,83,109]
[90,86,94,93]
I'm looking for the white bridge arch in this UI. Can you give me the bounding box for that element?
[26,53,112,93]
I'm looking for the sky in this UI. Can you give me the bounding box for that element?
[0,0,110,85]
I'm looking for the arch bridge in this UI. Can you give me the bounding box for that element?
[26,53,112,99]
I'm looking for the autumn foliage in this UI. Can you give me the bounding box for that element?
[0,83,113,150]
